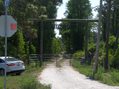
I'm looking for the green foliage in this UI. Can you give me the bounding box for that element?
[111,47,119,69]
[94,67,104,81]
[109,36,116,49]
[73,51,84,60]
[101,0,119,71]
[30,44,36,54]
[97,42,105,65]
[0,0,61,58]
[94,68,119,85]
[39,1,61,54]
[88,43,96,53]
[60,0,92,53]
[111,70,119,85]
[60,22,72,53]
[72,59,92,76]
[72,59,119,86]
[0,66,50,89]
[52,38,62,54]
[5,29,25,58]
[88,43,95,54]
[97,41,113,66]
[17,30,25,56]
[20,78,50,89]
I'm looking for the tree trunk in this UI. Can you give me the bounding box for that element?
[112,1,118,50]
[104,0,111,71]
[93,0,103,77]
[85,23,90,64]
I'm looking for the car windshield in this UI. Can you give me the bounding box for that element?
[6,58,18,61]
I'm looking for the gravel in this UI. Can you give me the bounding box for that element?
[38,60,119,89]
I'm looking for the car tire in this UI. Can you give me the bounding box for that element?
[0,69,5,76]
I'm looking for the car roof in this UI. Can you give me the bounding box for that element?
[0,56,14,60]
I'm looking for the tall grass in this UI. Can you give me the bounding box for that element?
[72,59,119,86]
[72,59,92,76]
[0,65,50,89]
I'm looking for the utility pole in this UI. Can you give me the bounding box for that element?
[93,0,103,77]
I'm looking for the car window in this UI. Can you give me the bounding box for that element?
[0,59,5,63]
[6,58,18,61]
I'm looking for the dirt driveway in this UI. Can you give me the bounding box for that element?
[38,60,119,89]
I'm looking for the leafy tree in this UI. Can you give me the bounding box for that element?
[60,0,92,53]
[60,22,72,53]
[0,0,62,62]
[16,30,25,57]
[97,0,119,71]
[38,0,62,54]
[101,0,119,70]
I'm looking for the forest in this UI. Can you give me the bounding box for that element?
[0,0,62,62]
[0,0,119,84]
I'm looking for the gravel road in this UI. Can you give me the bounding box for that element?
[38,60,119,89]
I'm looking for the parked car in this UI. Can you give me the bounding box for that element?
[0,56,25,75]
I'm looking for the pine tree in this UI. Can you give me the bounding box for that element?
[61,0,92,53]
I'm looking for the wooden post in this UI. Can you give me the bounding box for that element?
[85,22,89,64]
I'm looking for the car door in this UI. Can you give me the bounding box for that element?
[0,59,5,69]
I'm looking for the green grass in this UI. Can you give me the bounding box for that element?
[72,59,119,86]
[72,59,92,76]
[0,65,50,89]
[94,68,119,86]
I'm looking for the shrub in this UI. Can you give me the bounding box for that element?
[94,68,103,81]
[73,51,84,60]
[88,43,96,53]
[111,70,119,85]
[109,36,116,49]
[72,59,92,76]
[72,57,119,85]
[111,47,119,69]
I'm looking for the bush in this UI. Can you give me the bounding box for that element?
[72,59,119,85]
[73,51,84,60]
[94,67,104,81]
[88,43,96,53]
[94,68,119,85]
[109,36,116,49]
[111,47,119,69]
[111,70,119,85]
[72,59,92,76]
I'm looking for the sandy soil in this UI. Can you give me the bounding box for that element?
[38,60,119,89]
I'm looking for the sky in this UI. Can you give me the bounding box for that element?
[55,0,100,37]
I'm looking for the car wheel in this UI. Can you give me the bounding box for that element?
[0,69,5,76]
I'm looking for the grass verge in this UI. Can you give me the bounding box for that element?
[0,65,50,89]
[72,59,119,86]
